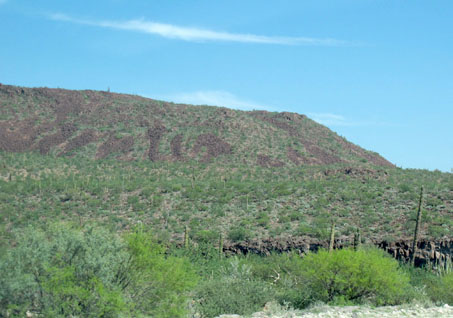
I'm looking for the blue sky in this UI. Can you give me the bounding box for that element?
[1,1,452,172]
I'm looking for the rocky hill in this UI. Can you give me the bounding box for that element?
[0,84,452,264]
[0,84,393,167]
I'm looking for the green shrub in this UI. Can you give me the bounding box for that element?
[256,212,270,227]
[194,258,274,318]
[124,228,198,318]
[244,252,312,308]
[0,223,198,318]
[398,183,411,193]
[296,248,411,306]
[427,271,453,305]
[193,230,219,244]
[228,226,251,242]
[0,223,128,317]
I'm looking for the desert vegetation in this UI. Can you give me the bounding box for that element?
[0,224,197,318]
[2,222,453,317]
[0,86,452,317]
[0,151,451,249]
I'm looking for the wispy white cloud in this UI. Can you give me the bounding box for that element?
[157,90,277,111]
[145,93,397,128]
[309,112,397,127]
[49,13,348,46]
[308,113,352,126]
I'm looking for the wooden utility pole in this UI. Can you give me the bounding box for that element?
[411,186,424,266]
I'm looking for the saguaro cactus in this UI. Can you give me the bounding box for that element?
[353,228,361,251]
[411,186,424,266]
[184,225,190,249]
[329,222,336,252]
[218,233,224,259]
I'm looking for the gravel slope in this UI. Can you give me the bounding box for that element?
[216,303,453,318]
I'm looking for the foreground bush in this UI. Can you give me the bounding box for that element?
[297,248,410,306]
[0,223,197,318]
[427,271,453,305]
[194,258,274,318]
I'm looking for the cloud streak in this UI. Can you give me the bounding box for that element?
[145,93,395,128]
[308,112,396,127]
[308,113,352,126]
[158,90,277,111]
[49,13,347,46]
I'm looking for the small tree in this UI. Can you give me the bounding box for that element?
[123,228,198,317]
[0,223,128,317]
[427,271,453,305]
[297,248,410,305]
[0,223,198,318]
[194,258,273,317]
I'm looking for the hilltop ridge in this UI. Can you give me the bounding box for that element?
[0,84,393,168]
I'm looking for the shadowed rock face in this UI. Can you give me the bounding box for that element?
[170,134,183,160]
[147,122,167,161]
[0,84,394,167]
[257,154,285,168]
[223,237,453,268]
[378,239,453,268]
[38,123,78,155]
[193,133,232,162]
[287,147,318,165]
[59,129,97,156]
[96,134,135,159]
[0,119,39,152]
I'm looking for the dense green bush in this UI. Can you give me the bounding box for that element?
[0,224,127,318]
[123,229,198,317]
[194,258,274,318]
[228,226,251,242]
[193,229,219,244]
[296,248,411,306]
[426,271,453,305]
[0,223,197,318]
[241,252,313,308]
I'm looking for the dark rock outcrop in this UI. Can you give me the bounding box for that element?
[223,237,453,269]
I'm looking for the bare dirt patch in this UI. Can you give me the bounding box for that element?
[37,123,78,155]
[193,133,232,162]
[336,136,394,167]
[147,121,167,161]
[59,129,97,156]
[0,119,39,152]
[257,154,285,168]
[287,147,319,165]
[96,134,135,159]
[251,111,307,137]
[252,112,342,165]
[300,140,343,165]
[170,134,183,160]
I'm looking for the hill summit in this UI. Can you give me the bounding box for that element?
[0,84,392,167]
